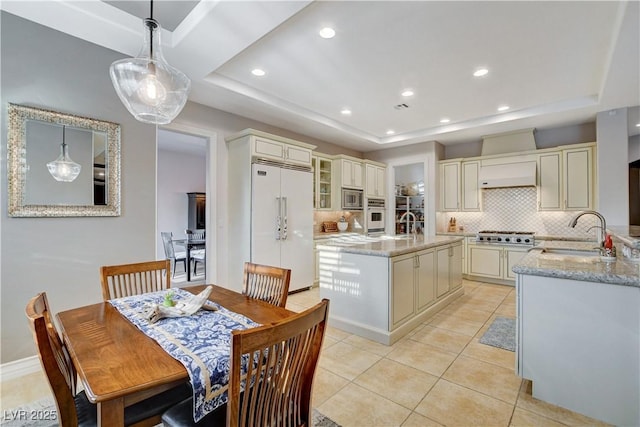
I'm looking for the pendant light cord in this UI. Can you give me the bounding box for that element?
[148,0,154,58]
[61,125,66,148]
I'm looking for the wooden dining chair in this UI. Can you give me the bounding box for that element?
[191,250,206,277]
[242,262,291,308]
[161,298,330,427]
[161,231,188,277]
[185,229,205,240]
[26,292,191,427]
[186,229,206,277]
[100,259,170,300]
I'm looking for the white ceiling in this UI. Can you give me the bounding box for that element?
[3,1,639,153]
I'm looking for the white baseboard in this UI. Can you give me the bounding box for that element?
[0,356,42,382]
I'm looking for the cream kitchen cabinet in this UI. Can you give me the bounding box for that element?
[317,236,464,344]
[439,161,461,211]
[563,146,593,210]
[312,154,333,210]
[391,249,437,328]
[332,155,363,190]
[391,253,419,328]
[365,161,386,198]
[538,144,594,211]
[467,243,527,283]
[251,134,313,166]
[461,161,481,211]
[537,151,562,210]
[439,160,479,212]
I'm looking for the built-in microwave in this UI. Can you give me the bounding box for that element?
[342,188,364,210]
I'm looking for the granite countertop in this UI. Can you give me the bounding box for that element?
[316,235,464,257]
[314,231,363,240]
[436,231,593,242]
[513,240,640,287]
[607,225,640,249]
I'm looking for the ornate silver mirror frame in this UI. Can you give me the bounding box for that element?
[7,104,121,217]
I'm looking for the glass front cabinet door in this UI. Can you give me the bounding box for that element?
[313,154,333,210]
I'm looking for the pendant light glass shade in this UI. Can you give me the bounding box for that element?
[110,18,191,125]
[47,126,81,182]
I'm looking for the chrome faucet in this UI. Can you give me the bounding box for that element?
[399,211,417,238]
[568,210,607,246]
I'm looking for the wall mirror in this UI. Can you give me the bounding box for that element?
[7,104,121,217]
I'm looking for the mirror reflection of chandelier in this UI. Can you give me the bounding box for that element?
[109,0,191,125]
[47,125,81,182]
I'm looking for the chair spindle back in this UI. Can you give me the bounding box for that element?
[100,259,170,300]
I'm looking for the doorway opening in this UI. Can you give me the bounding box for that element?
[156,126,215,285]
[394,163,425,235]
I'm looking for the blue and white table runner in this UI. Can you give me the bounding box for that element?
[109,288,261,422]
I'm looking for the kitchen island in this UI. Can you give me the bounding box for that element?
[513,241,639,426]
[317,235,464,345]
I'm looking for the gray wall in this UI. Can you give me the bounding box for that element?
[0,11,360,364]
[1,12,157,363]
[443,122,597,159]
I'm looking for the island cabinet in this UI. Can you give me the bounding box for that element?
[437,242,462,297]
[517,274,639,426]
[317,236,464,345]
[390,249,436,329]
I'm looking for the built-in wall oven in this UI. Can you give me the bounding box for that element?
[366,198,386,235]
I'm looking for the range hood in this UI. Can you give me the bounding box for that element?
[479,162,537,188]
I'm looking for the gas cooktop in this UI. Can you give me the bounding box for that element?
[476,230,535,245]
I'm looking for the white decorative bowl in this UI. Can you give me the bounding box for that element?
[337,222,348,232]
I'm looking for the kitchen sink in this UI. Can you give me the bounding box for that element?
[537,247,602,263]
[540,247,600,256]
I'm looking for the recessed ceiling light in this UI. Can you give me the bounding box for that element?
[319,27,336,39]
[440,118,451,124]
[251,68,266,77]
[386,130,395,135]
[401,90,414,97]
[341,109,352,116]
[473,68,489,77]
[497,105,510,112]
[636,123,640,127]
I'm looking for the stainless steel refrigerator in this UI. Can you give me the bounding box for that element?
[251,162,313,292]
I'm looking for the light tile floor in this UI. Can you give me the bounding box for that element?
[2,280,611,426]
[286,280,611,427]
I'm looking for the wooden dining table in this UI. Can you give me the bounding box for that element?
[56,284,296,426]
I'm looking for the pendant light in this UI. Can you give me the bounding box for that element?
[109,0,191,125]
[47,125,81,182]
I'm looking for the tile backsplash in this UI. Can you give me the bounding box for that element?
[314,211,365,233]
[437,187,598,239]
